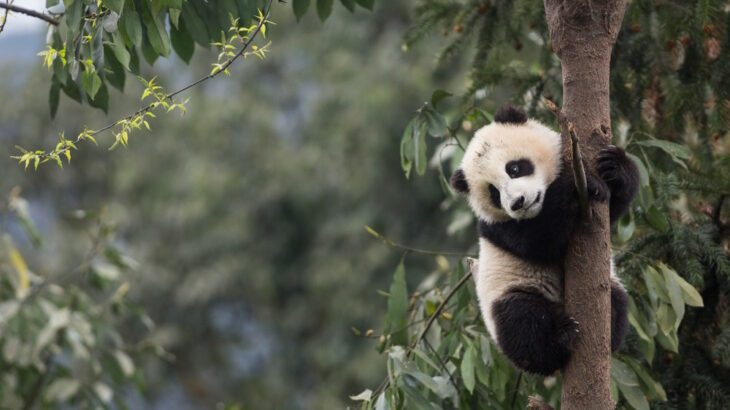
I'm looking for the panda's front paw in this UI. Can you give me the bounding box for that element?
[597,145,628,183]
[587,176,610,203]
[556,316,580,351]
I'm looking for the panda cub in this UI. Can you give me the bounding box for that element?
[450,105,639,376]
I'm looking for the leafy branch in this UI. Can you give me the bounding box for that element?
[0,2,59,26]
[13,0,274,170]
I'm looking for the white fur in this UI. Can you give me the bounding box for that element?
[460,119,562,223]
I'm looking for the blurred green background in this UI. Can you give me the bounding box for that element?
[0,2,467,408]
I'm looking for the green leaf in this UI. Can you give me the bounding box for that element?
[611,357,639,387]
[386,261,408,346]
[616,213,635,243]
[634,139,691,169]
[82,69,102,99]
[354,0,374,10]
[461,343,476,393]
[400,118,416,178]
[170,18,195,63]
[645,205,669,232]
[317,0,334,21]
[180,5,209,47]
[340,0,356,12]
[105,0,125,14]
[109,31,131,69]
[293,0,311,21]
[88,82,110,113]
[617,382,650,410]
[414,120,428,175]
[45,378,80,402]
[430,89,453,108]
[422,107,447,138]
[140,1,171,57]
[626,153,650,188]
[660,263,704,307]
[658,263,685,327]
[644,265,669,304]
[623,356,668,401]
[121,9,142,47]
[49,78,60,119]
[104,44,127,91]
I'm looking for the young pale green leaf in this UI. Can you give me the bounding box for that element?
[317,0,334,21]
[81,70,102,99]
[461,342,477,393]
[293,0,311,21]
[643,266,670,304]
[386,261,408,346]
[656,303,676,335]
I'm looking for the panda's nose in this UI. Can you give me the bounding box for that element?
[511,196,525,211]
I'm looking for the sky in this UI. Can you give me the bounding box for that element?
[1,0,47,36]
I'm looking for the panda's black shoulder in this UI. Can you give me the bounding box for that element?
[494,105,528,125]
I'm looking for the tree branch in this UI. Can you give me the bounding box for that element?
[0,2,58,26]
[545,99,589,218]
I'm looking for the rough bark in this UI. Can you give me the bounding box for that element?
[543,1,627,409]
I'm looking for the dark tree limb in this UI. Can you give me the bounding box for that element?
[0,3,59,26]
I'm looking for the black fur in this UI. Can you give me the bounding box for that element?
[494,105,528,125]
[479,172,579,265]
[492,287,579,375]
[489,184,502,209]
[597,145,640,223]
[450,169,469,193]
[611,281,629,351]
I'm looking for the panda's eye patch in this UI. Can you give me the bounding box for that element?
[505,159,534,178]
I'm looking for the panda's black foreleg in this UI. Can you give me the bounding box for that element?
[611,281,629,352]
[596,145,640,223]
[491,288,578,376]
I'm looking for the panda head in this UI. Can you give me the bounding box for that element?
[451,105,562,223]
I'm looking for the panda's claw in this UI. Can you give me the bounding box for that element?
[587,176,610,202]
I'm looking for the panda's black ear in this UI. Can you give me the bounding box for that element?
[450,169,469,193]
[494,104,528,125]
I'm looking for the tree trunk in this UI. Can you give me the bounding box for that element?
[543,1,627,409]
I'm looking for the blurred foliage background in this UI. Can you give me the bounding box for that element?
[0,0,729,409]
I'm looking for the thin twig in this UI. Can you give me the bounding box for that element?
[545,98,589,218]
[364,225,477,257]
[0,2,58,26]
[372,268,474,399]
[0,0,13,34]
[510,371,523,408]
[28,0,273,162]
